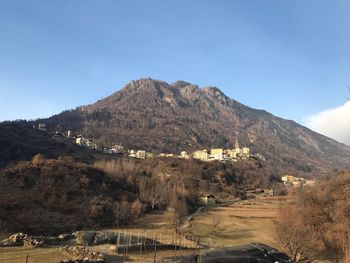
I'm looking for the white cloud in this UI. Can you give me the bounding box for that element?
[306,101,350,145]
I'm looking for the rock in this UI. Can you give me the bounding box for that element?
[2,233,32,246]
[109,245,116,252]
[23,236,44,247]
[0,233,45,247]
[60,245,105,262]
[73,231,96,245]
[92,232,108,245]
[8,232,28,245]
[72,231,116,246]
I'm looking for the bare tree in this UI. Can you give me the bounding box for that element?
[275,207,313,262]
[138,177,165,210]
[211,217,221,233]
[172,198,188,234]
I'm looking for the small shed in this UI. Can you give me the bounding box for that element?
[200,194,216,205]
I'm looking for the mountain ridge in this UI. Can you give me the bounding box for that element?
[39,78,350,175]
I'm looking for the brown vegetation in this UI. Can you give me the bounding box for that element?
[0,155,139,234]
[0,154,282,236]
[0,121,99,169]
[275,173,350,262]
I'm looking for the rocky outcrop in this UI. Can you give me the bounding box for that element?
[59,245,105,262]
[0,231,118,248]
[73,231,115,246]
[0,233,44,247]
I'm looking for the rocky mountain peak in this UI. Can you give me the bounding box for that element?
[202,86,229,104]
[46,78,350,175]
[126,78,166,91]
[171,80,194,88]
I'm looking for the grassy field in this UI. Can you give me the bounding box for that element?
[185,196,291,250]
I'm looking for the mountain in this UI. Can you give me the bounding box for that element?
[42,78,350,175]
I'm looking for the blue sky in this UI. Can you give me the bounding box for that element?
[0,0,350,142]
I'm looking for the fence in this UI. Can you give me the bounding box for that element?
[108,229,204,263]
[0,229,206,263]
[112,229,197,248]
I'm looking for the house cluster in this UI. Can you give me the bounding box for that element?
[128,150,176,159]
[33,123,261,164]
[101,145,124,154]
[128,149,147,159]
[281,175,306,187]
[34,123,75,143]
[76,135,98,150]
[34,123,100,151]
[191,139,251,162]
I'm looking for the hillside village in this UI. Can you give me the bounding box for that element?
[25,77,350,177]
[34,123,314,187]
[34,122,312,189]
[35,123,264,162]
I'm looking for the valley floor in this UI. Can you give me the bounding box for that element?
[0,195,294,262]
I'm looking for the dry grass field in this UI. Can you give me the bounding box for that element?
[0,196,292,262]
[0,246,64,263]
[185,196,291,250]
[0,245,196,263]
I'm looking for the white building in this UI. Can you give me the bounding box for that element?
[179,151,189,159]
[136,150,146,159]
[38,123,46,131]
[193,150,209,161]
[112,145,124,154]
